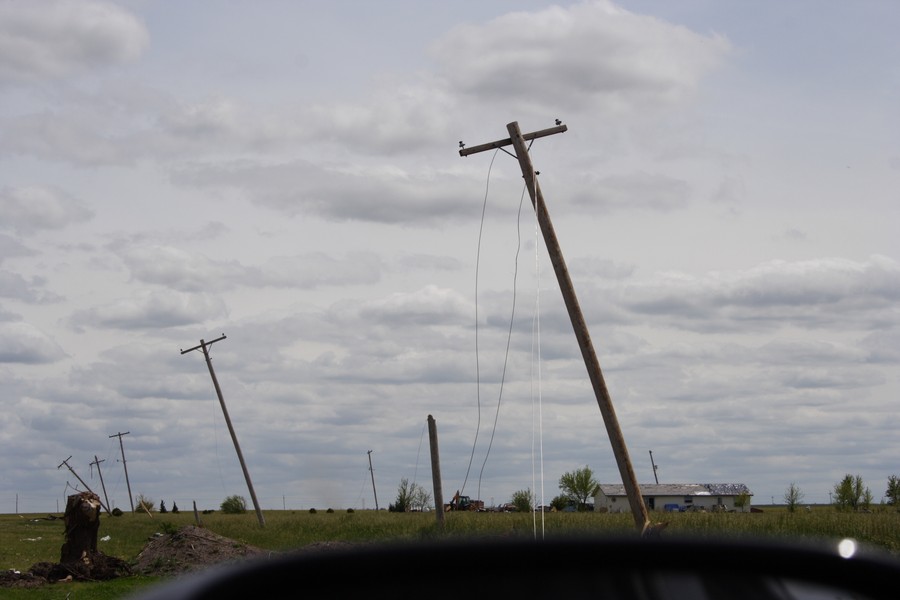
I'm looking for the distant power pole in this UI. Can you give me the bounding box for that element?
[109,431,135,512]
[181,335,266,528]
[649,450,659,484]
[367,450,379,510]
[90,455,112,513]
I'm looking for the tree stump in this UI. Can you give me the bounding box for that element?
[60,492,101,565]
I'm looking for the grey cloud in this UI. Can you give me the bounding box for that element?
[69,291,228,331]
[0,233,33,264]
[119,244,385,292]
[0,0,148,85]
[570,172,692,213]
[0,270,60,303]
[0,185,94,233]
[622,256,900,331]
[0,321,66,364]
[170,160,482,225]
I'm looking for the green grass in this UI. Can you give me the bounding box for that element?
[2,507,899,599]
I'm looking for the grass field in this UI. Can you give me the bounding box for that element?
[2,506,899,599]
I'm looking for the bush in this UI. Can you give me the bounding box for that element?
[347,508,354,513]
[309,508,317,514]
[220,495,248,514]
[135,494,155,512]
[326,508,335,513]
[111,507,123,517]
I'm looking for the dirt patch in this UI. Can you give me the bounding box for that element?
[133,526,273,576]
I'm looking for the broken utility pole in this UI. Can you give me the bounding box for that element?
[367,450,379,511]
[57,456,110,514]
[109,431,135,512]
[460,121,650,534]
[181,335,266,528]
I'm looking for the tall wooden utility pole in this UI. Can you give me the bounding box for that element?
[57,456,110,513]
[427,415,445,528]
[367,450,379,510]
[109,431,135,512]
[181,335,266,528]
[649,450,660,484]
[460,121,650,534]
[90,455,112,514]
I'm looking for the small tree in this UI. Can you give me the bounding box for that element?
[511,488,534,513]
[172,501,180,514]
[885,475,900,507]
[220,495,247,514]
[388,478,431,512]
[734,491,750,513]
[159,500,168,514]
[833,474,867,512]
[558,466,600,511]
[783,483,804,513]
[549,495,569,512]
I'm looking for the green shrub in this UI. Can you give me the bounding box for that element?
[309,508,317,514]
[220,495,248,514]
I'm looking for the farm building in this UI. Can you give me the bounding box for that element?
[594,483,753,513]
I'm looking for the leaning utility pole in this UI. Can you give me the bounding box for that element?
[649,450,660,484]
[57,456,110,513]
[367,450,379,510]
[460,121,650,534]
[181,335,265,528]
[109,431,135,512]
[90,455,112,514]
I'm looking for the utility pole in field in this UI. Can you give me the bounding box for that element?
[460,121,651,535]
[90,455,112,513]
[109,431,135,512]
[367,450,379,510]
[649,450,659,484]
[181,335,265,528]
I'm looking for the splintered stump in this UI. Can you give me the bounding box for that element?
[61,492,101,564]
[47,491,131,581]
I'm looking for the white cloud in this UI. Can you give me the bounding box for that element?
[431,0,730,113]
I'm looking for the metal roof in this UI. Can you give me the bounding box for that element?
[597,483,752,497]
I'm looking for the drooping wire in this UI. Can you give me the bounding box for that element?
[460,148,499,498]
[476,177,529,502]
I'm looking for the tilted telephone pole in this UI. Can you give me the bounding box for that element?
[109,431,135,512]
[90,455,113,513]
[367,450,379,510]
[460,121,650,534]
[181,335,265,527]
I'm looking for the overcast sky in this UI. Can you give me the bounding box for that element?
[1,0,897,515]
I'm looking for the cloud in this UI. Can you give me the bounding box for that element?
[0,185,94,233]
[69,290,228,330]
[118,244,386,292]
[170,159,481,225]
[0,321,67,364]
[431,0,730,113]
[570,171,692,213]
[0,270,60,303]
[0,0,148,85]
